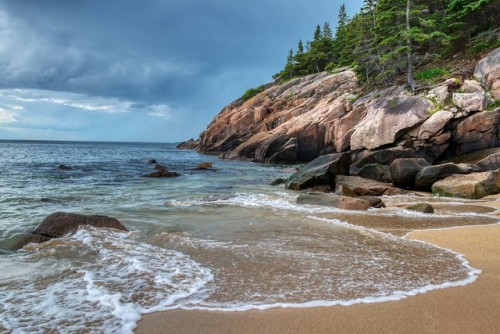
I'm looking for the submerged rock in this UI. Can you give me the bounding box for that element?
[33,212,128,238]
[432,170,500,199]
[359,196,386,208]
[194,162,213,170]
[144,164,180,178]
[286,153,351,190]
[296,192,372,211]
[58,164,73,170]
[335,175,409,196]
[5,233,52,250]
[148,159,158,164]
[405,203,434,214]
[271,178,286,186]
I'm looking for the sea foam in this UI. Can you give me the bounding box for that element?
[0,229,213,334]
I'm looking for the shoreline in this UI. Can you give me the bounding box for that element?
[136,194,500,334]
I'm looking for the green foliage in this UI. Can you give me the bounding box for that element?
[388,97,399,108]
[471,31,500,53]
[272,0,499,87]
[487,100,500,111]
[241,85,266,102]
[415,68,450,81]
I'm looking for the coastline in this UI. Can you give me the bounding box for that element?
[136,194,500,334]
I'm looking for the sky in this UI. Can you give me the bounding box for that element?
[0,0,363,143]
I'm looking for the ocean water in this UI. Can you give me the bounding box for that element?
[0,140,492,333]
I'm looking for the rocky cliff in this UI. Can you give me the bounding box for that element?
[182,48,500,166]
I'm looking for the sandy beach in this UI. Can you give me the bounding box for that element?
[137,194,500,334]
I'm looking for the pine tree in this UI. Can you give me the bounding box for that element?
[322,22,333,40]
[286,49,294,67]
[314,25,322,41]
[333,3,351,66]
[297,40,304,55]
[338,4,348,28]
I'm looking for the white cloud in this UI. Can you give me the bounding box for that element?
[0,107,17,124]
[147,104,173,119]
[0,88,177,119]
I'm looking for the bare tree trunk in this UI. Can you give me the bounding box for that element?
[406,0,417,92]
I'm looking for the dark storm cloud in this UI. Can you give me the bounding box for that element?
[0,0,362,141]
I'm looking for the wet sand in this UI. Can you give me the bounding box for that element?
[136,195,500,334]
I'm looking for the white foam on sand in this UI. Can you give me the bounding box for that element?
[166,216,480,313]
[0,229,213,334]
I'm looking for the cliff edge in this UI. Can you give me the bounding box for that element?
[181,47,500,166]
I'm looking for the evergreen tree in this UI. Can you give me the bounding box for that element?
[338,4,349,28]
[272,0,499,85]
[333,3,351,66]
[297,40,304,55]
[286,49,294,67]
[446,0,499,50]
[322,22,333,40]
[314,25,322,41]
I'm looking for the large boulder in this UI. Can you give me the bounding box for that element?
[432,170,500,199]
[335,175,409,196]
[474,47,500,100]
[350,96,432,150]
[357,163,392,183]
[426,85,449,104]
[33,212,128,238]
[390,158,431,188]
[286,153,351,190]
[296,192,372,211]
[353,147,418,168]
[476,152,500,171]
[410,110,453,141]
[452,92,488,113]
[451,109,500,156]
[415,163,480,190]
[461,80,485,94]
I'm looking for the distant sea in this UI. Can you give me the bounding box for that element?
[0,140,481,333]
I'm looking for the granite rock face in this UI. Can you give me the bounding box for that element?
[187,47,500,172]
[451,110,500,156]
[475,47,500,100]
[350,96,432,150]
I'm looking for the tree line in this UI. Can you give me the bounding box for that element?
[273,0,500,90]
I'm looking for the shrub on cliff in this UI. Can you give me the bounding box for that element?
[241,85,266,102]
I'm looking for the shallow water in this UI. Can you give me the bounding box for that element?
[0,140,496,333]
